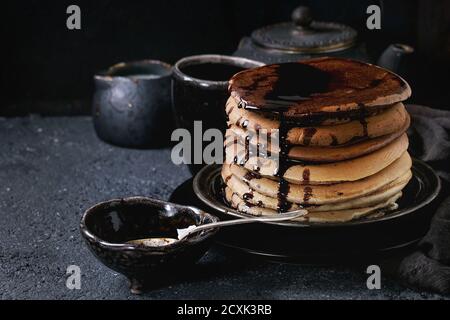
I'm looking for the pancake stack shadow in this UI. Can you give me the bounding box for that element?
[221,57,413,223]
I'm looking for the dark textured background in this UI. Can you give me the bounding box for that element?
[3,0,450,115]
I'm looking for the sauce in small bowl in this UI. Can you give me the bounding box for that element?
[80,196,218,294]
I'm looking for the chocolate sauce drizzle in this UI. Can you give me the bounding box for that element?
[228,111,315,212]
[266,132,272,157]
[226,105,234,116]
[230,58,407,119]
[330,134,338,146]
[358,103,369,137]
[243,192,254,201]
[244,135,250,163]
[228,119,315,212]
[302,128,317,146]
[244,170,261,182]
[302,168,310,182]
[303,186,313,202]
[275,112,293,213]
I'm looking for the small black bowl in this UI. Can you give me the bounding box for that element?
[80,196,218,294]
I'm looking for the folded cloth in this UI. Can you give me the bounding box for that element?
[407,104,450,182]
[397,105,450,294]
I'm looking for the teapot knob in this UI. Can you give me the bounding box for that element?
[291,6,313,28]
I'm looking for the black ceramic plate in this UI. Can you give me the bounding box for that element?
[170,159,440,263]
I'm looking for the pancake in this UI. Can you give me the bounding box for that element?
[224,151,412,205]
[226,111,409,162]
[229,57,411,118]
[226,133,409,184]
[225,187,402,223]
[222,57,413,220]
[225,96,390,127]
[223,164,411,212]
[227,97,409,146]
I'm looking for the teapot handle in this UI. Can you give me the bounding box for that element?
[377,44,414,73]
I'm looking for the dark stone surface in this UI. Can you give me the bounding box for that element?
[0,116,447,299]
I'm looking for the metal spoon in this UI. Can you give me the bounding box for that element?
[127,209,307,247]
[178,209,307,240]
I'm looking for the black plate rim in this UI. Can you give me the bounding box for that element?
[192,158,441,228]
[215,237,421,262]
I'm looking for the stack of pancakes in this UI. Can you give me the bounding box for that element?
[222,57,412,223]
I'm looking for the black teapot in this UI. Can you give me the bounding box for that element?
[234,6,413,73]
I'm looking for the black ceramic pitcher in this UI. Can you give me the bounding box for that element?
[93,60,173,148]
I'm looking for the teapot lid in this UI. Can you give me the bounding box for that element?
[251,6,357,53]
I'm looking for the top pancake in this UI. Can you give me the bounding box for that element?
[229,57,411,118]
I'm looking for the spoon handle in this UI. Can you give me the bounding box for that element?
[183,209,308,238]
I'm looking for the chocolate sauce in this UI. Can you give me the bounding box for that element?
[233,63,327,212]
[244,135,250,163]
[243,192,254,201]
[226,131,276,166]
[302,128,317,146]
[302,168,310,183]
[275,112,293,213]
[256,140,261,160]
[358,103,369,137]
[244,170,261,182]
[303,186,313,203]
[226,105,234,116]
[360,119,368,137]
[244,201,256,208]
[301,168,313,205]
[238,63,331,112]
[330,134,338,146]
[370,78,383,87]
[181,63,246,82]
[230,58,408,118]
[266,132,272,157]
